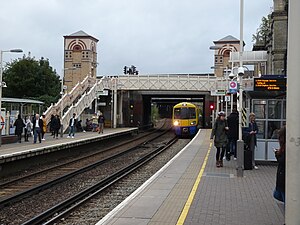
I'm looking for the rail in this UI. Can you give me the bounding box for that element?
[21,135,177,225]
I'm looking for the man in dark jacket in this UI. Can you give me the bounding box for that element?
[32,113,43,143]
[52,115,61,139]
[227,108,239,160]
[14,114,25,143]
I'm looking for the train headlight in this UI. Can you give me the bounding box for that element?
[190,121,196,125]
[173,120,179,126]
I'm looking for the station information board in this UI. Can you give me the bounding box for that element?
[254,78,286,91]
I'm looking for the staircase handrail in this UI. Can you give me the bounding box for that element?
[43,75,96,123]
[61,77,111,132]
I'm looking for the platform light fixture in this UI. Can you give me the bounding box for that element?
[0,48,23,146]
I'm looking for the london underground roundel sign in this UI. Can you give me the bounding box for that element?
[229,81,237,89]
[229,81,238,94]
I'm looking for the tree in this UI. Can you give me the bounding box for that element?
[252,13,271,46]
[2,55,60,108]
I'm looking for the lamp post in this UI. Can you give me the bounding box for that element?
[0,49,23,146]
[236,0,244,177]
[60,67,76,137]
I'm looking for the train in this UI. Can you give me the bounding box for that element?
[172,102,200,137]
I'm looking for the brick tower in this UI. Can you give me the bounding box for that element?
[63,30,99,91]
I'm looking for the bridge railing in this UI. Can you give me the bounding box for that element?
[116,74,228,91]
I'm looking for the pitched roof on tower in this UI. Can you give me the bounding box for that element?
[64,30,99,42]
[216,35,239,42]
[213,35,244,46]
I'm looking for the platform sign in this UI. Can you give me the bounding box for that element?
[254,78,286,91]
[98,102,106,106]
[1,111,5,136]
[97,90,109,96]
[224,95,231,102]
[228,81,237,94]
[211,90,226,96]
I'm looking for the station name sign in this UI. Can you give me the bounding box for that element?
[254,78,286,91]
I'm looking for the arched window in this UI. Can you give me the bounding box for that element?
[224,50,231,57]
[73,45,82,51]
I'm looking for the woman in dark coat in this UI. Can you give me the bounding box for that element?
[210,111,229,167]
[273,126,286,203]
[248,112,259,169]
[14,114,25,143]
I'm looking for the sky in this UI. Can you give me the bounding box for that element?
[0,0,273,76]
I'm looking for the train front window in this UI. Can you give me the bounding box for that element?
[174,107,196,119]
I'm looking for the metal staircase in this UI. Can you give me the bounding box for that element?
[43,75,96,125]
[60,77,111,132]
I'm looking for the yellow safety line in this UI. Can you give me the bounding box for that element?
[176,142,212,225]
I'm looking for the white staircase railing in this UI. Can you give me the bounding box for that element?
[61,77,111,133]
[43,75,96,124]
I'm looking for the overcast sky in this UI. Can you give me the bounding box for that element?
[0,0,272,76]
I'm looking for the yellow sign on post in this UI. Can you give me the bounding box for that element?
[241,107,248,127]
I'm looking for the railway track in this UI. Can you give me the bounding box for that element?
[22,137,178,225]
[0,125,179,224]
[0,127,169,207]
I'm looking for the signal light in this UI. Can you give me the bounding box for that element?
[210,104,214,110]
[123,66,127,74]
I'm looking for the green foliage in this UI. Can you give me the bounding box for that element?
[151,104,160,120]
[252,14,271,46]
[2,55,60,108]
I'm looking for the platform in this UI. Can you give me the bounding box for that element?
[0,128,138,164]
[98,129,284,225]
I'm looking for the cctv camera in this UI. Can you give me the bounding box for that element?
[238,67,245,76]
[0,82,7,88]
[228,72,235,79]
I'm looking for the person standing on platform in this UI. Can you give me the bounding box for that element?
[98,113,105,134]
[92,113,98,132]
[67,113,77,138]
[32,113,43,144]
[50,114,55,136]
[210,111,229,167]
[273,126,286,203]
[24,116,32,142]
[226,108,239,160]
[248,112,259,169]
[14,114,25,143]
[53,115,61,139]
[41,114,47,141]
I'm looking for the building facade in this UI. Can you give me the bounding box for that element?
[268,0,288,75]
[63,30,99,91]
[211,35,240,77]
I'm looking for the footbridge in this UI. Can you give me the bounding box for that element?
[44,74,239,132]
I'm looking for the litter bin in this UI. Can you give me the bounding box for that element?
[243,133,253,170]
